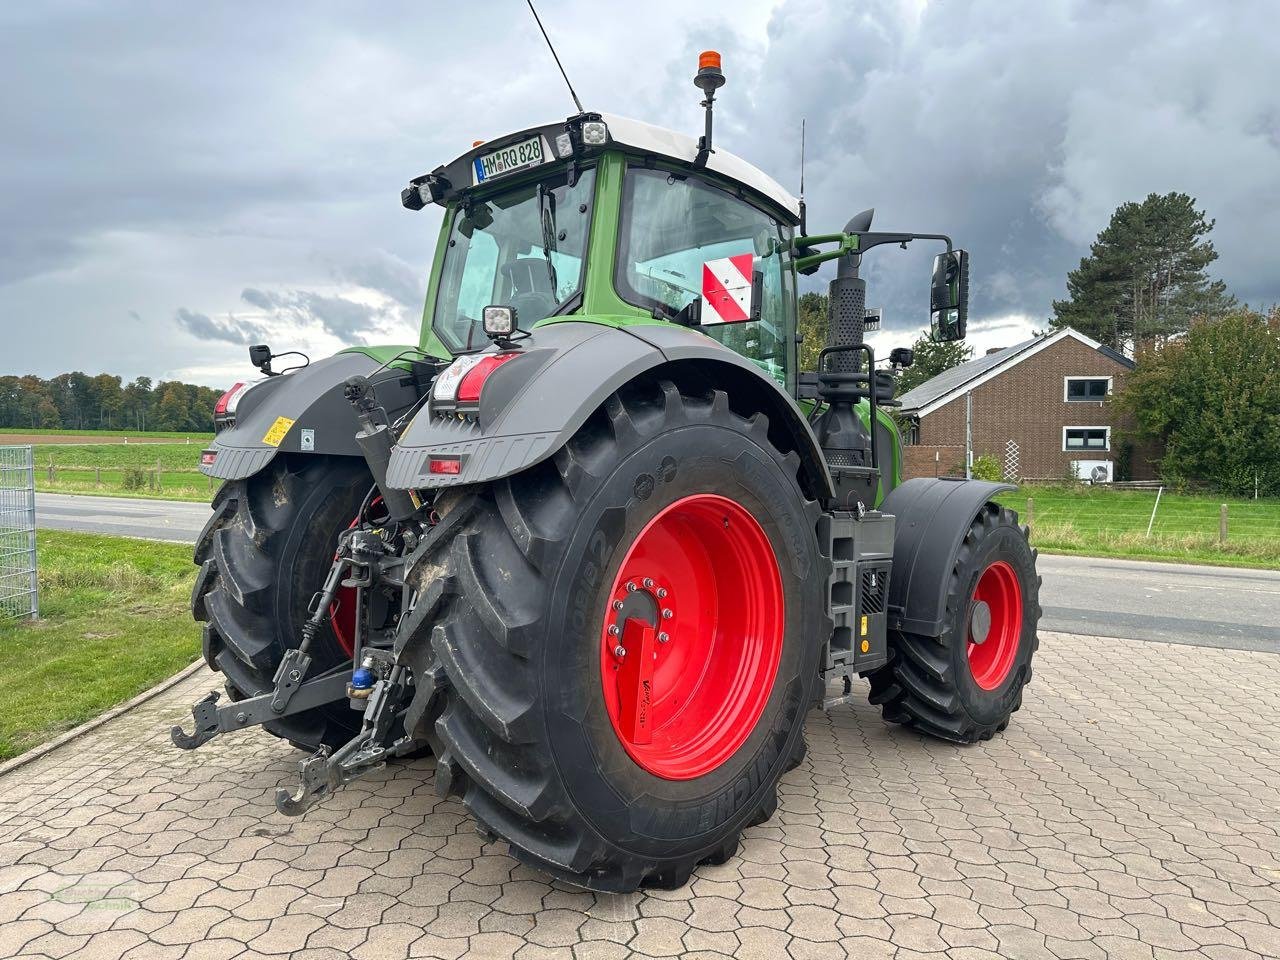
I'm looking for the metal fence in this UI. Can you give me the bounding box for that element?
[0,445,38,621]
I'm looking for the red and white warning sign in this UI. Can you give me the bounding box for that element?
[701,253,753,324]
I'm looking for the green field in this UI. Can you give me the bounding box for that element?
[999,485,1280,569]
[0,531,198,760]
[34,442,213,501]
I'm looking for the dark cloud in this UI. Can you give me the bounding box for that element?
[175,308,268,345]
[2,1,1277,381]
[240,288,274,311]
[730,0,1280,339]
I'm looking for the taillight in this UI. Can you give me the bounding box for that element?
[215,382,251,417]
[456,354,518,403]
[433,352,519,410]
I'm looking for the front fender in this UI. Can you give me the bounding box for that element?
[386,321,833,498]
[880,477,1015,637]
[203,352,425,480]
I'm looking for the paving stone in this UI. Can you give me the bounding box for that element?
[0,633,1277,959]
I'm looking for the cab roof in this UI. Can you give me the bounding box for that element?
[425,112,801,224]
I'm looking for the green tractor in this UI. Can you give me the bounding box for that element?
[176,52,1040,892]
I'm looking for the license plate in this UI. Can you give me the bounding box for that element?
[472,135,547,185]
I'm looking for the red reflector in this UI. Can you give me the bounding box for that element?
[456,353,518,404]
[429,458,462,475]
[200,451,217,466]
[215,382,246,416]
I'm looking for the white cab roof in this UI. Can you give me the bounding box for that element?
[600,113,801,219]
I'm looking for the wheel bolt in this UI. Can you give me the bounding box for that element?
[626,581,637,593]
[643,577,655,589]
[656,588,668,599]
[612,600,624,611]
[662,609,673,620]
[657,632,670,643]
[608,625,620,637]
[614,645,626,657]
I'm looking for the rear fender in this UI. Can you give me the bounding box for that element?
[202,352,426,480]
[386,321,834,500]
[880,477,1015,637]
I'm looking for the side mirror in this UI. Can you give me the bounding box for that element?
[930,250,968,342]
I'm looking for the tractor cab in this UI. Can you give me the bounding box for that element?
[403,111,803,390]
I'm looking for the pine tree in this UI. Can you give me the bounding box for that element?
[1051,192,1234,354]
[896,335,974,395]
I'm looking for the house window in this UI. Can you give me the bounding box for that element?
[1063,427,1110,451]
[1064,376,1111,401]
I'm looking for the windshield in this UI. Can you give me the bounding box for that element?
[616,167,795,387]
[432,168,596,352]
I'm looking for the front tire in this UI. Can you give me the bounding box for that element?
[867,503,1040,743]
[399,379,829,891]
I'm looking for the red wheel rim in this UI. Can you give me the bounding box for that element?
[599,494,784,781]
[966,560,1023,690]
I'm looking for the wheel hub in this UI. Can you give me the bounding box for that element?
[599,494,784,780]
[966,560,1023,690]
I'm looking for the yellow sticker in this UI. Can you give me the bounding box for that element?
[262,416,296,447]
[860,615,869,637]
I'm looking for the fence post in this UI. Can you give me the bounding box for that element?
[47,456,54,484]
[1219,504,1228,544]
[1026,498,1034,529]
[1146,486,1164,538]
[156,458,163,490]
[95,466,101,486]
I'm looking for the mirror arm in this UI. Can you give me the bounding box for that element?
[792,231,953,274]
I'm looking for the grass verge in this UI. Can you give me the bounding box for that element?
[0,531,198,760]
[34,442,213,501]
[998,485,1280,570]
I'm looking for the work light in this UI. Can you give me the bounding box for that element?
[581,120,608,145]
[483,305,517,338]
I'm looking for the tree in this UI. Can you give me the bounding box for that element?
[896,335,974,395]
[1119,307,1280,496]
[1051,192,1235,354]
[797,292,828,372]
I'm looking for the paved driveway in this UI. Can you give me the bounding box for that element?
[1,630,1278,959]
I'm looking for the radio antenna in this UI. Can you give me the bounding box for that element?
[798,118,808,234]
[799,117,806,200]
[526,0,585,114]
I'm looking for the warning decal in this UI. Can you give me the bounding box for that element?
[261,416,296,447]
[700,253,753,325]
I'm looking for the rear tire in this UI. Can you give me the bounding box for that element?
[397,380,829,891]
[867,503,1040,743]
[192,455,371,751]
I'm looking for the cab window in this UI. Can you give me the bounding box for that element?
[616,167,794,388]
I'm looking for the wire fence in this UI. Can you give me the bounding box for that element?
[0,445,38,621]
[1017,486,1280,544]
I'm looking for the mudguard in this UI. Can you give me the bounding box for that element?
[385,321,834,499]
[201,352,427,481]
[880,477,1015,637]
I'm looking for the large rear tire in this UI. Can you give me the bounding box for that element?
[192,455,371,751]
[867,503,1040,742]
[397,379,829,891]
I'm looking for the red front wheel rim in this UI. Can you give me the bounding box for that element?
[599,494,785,780]
[967,560,1023,690]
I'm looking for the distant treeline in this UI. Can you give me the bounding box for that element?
[0,373,222,433]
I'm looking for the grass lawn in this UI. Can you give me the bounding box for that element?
[34,442,213,502]
[998,484,1280,570]
[0,531,199,760]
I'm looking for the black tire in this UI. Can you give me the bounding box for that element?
[867,503,1040,743]
[397,379,829,892]
[192,455,372,751]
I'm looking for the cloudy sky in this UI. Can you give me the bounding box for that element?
[3,0,1277,387]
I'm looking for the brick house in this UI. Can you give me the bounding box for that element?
[896,328,1158,481]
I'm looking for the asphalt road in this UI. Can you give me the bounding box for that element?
[35,492,1279,652]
